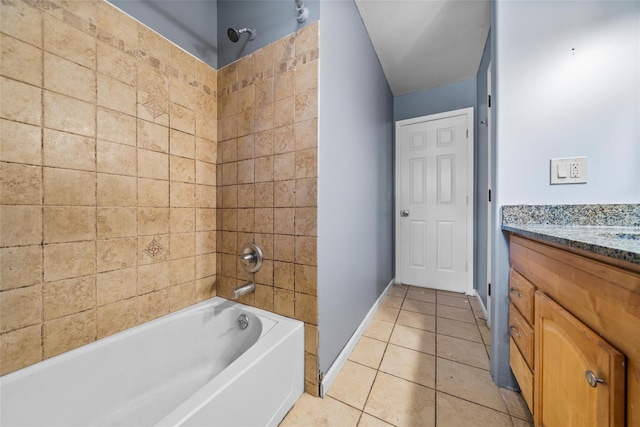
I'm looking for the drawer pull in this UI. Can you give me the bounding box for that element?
[509,324,521,338]
[585,370,605,388]
[509,287,522,298]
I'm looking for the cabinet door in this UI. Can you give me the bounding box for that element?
[534,292,625,427]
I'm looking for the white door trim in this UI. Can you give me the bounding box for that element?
[395,107,475,296]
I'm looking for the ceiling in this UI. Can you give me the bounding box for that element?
[354,0,490,96]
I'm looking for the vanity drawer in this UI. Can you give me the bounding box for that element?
[510,337,534,413]
[509,269,535,324]
[509,303,534,370]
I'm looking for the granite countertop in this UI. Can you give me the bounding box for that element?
[501,204,640,265]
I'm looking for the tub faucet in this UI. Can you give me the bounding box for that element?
[232,282,255,300]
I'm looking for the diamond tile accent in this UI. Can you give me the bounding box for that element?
[143,99,166,118]
[143,239,163,258]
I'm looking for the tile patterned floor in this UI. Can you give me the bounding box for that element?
[280,284,534,427]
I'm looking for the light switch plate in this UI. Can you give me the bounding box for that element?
[550,157,587,184]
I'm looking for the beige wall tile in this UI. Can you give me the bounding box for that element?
[96,267,137,306]
[97,107,136,146]
[295,118,318,151]
[97,41,137,86]
[295,292,317,325]
[43,309,96,358]
[97,140,136,176]
[195,107,217,142]
[0,245,42,291]
[96,238,138,272]
[219,92,237,119]
[169,281,196,312]
[255,233,273,260]
[274,261,294,290]
[221,185,237,208]
[273,180,294,207]
[255,259,273,285]
[295,149,317,178]
[0,205,42,247]
[195,161,216,186]
[294,90,318,123]
[222,162,238,186]
[138,178,169,207]
[97,0,138,47]
[195,231,216,255]
[44,90,95,136]
[170,103,195,135]
[138,262,170,294]
[138,149,169,180]
[195,253,216,279]
[220,139,238,164]
[255,78,274,107]
[43,14,96,69]
[218,115,237,142]
[138,120,168,153]
[274,34,295,65]
[221,208,237,231]
[295,207,317,236]
[170,79,195,111]
[170,129,196,159]
[0,0,42,48]
[44,0,97,34]
[255,283,274,311]
[273,152,295,181]
[43,167,96,206]
[237,135,254,160]
[97,74,136,116]
[0,120,42,165]
[237,159,255,184]
[254,44,274,74]
[171,208,196,233]
[138,25,170,65]
[274,288,295,317]
[97,174,137,206]
[274,208,295,235]
[295,236,317,266]
[195,275,216,301]
[170,44,195,79]
[255,156,274,183]
[0,162,42,205]
[304,323,318,356]
[1,33,42,87]
[274,234,294,262]
[138,207,170,236]
[273,124,295,154]
[170,182,196,207]
[296,22,319,56]
[97,207,137,239]
[44,52,96,103]
[137,289,169,323]
[138,235,170,265]
[170,155,196,183]
[295,178,317,207]
[295,60,318,93]
[238,86,254,113]
[97,298,137,339]
[274,97,294,128]
[137,90,169,126]
[255,208,274,234]
[44,241,95,282]
[1,76,42,126]
[0,284,42,333]
[275,70,294,102]
[219,231,237,254]
[170,257,195,285]
[0,325,42,376]
[195,208,216,232]
[237,208,254,233]
[44,129,96,171]
[254,104,274,133]
[43,275,95,321]
[195,137,217,164]
[221,253,236,277]
[237,184,254,208]
[44,207,96,243]
[170,232,195,260]
[295,264,317,295]
[255,130,274,157]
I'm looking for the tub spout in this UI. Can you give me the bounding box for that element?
[232,282,255,300]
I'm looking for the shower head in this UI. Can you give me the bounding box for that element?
[227,27,257,43]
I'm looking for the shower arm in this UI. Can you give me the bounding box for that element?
[295,0,309,23]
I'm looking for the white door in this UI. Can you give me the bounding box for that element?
[396,108,474,294]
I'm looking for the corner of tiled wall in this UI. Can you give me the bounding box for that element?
[0,0,218,375]
[215,21,320,396]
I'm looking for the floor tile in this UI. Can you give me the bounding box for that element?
[436,305,476,324]
[396,310,435,332]
[436,334,490,370]
[436,317,483,343]
[389,324,436,355]
[357,413,394,427]
[405,288,436,303]
[401,298,436,315]
[512,417,535,427]
[382,296,404,309]
[349,336,387,369]
[436,358,508,413]
[374,306,400,323]
[379,343,435,388]
[436,392,512,427]
[280,394,361,427]
[437,295,472,310]
[436,290,466,298]
[327,360,377,410]
[388,285,408,298]
[364,372,436,427]
[363,319,394,342]
[479,324,491,345]
[500,388,533,421]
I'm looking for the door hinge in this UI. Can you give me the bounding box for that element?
[488,189,492,202]
[488,282,491,296]
[466,129,469,138]
[466,195,469,205]
[488,94,492,108]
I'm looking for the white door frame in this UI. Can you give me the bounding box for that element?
[395,107,475,296]
[486,61,493,324]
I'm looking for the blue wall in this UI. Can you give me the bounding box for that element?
[318,0,394,376]
[394,79,477,122]
[217,0,319,68]
[109,0,218,68]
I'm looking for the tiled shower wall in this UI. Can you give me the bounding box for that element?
[0,0,218,375]
[215,23,320,396]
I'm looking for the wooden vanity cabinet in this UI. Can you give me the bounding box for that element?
[509,234,640,426]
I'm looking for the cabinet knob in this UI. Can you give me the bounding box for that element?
[585,370,605,388]
[509,287,522,298]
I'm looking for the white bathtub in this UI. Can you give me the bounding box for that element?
[0,297,304,427]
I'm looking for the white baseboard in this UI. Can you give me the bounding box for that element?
[319,278,395,397]
[474,290,489,324]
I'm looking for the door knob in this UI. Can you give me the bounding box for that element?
[400,210,409,217]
